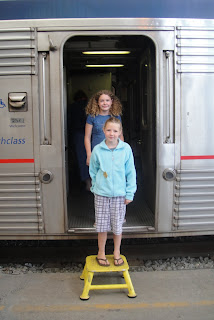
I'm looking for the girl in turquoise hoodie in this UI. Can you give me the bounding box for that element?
[89,117,137,266]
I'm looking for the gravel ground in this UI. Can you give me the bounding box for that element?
[1,237,214,274]
[0,256,214,275]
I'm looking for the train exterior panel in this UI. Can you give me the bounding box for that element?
[0,2,214,239]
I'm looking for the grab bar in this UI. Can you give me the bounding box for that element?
[42,52,49,144]
[164,50,174,143]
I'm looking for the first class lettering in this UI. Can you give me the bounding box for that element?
[1,137,26,144]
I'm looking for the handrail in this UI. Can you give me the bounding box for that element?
[42,52,49,144]
[164,50,174,143]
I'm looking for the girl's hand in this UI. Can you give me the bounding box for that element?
[86,155,91,166]
[125,199,132,205]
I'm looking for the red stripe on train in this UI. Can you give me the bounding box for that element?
[0,159,34,163]
[181,155,214,160]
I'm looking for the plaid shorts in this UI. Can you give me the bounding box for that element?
[94,194,126,235]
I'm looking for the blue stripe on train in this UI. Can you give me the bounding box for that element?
[0,0,213,20]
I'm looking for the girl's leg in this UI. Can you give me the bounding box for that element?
[95,195,111,266]
[113,233,123,264]
[97,232,109,265]
[110,197,125,265]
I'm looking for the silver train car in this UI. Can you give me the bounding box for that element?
[0,9,214,239]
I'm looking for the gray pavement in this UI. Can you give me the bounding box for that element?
[0,268,214,320]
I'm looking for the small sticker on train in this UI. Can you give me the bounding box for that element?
[11,118,24,124]
[0,99,6,108]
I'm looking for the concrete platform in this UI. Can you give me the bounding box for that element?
[0,268,214,320]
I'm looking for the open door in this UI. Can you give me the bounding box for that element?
[63,34,157,234]
[131,42,157,232]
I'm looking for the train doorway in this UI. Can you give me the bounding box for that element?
[63,35,156,234]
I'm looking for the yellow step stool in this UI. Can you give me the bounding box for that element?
[80,254,137,300]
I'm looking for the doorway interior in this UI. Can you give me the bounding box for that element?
[63,35,156,233]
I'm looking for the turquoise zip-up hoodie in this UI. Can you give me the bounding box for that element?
[89,139,137,200]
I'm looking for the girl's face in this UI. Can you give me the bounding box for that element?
[103,122,122,145]
[98,94,113,115]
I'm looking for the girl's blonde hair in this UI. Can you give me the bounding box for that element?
[85,90,122,116]
[103,116,123,131]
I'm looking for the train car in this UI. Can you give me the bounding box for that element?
[0,0,214,239]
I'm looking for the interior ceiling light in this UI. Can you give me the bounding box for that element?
[86,64,124,67]
[82,51,130,55]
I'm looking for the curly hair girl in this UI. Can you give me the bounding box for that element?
[85,90,122,116]
[84,90,124,167]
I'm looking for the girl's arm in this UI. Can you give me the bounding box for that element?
[84,123,93,166]
[118,115,124,141]
[119,131,124,141]
[89,149,99,191]
[125,148,137,201]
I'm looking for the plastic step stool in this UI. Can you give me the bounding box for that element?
[80,254,137,300]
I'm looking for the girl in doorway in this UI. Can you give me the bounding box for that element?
[89,117,136,266]
[84,90,124,166]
